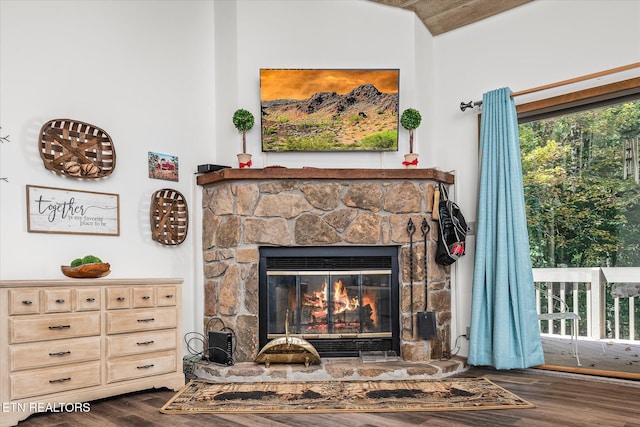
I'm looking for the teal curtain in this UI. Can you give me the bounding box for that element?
[467,87,544,369]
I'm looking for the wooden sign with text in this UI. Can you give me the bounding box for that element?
[26,185,120,235]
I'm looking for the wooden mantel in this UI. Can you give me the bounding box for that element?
[196,168,455,186]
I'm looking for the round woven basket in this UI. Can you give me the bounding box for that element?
[150,189,188,245]
[39,119,116,178]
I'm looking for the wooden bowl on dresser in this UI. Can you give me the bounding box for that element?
[61,262,111,278]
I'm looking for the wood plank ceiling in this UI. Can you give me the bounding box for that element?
[367,0,534,35]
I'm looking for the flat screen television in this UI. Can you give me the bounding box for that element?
[260,69,399,152]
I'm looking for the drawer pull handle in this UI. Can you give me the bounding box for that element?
[49,351,71,356]
[49,377,71,383]
[86,297,96,302]
[137,364,154,369]
[142,296,151,300]
[117,297,126,301]
[48,325,71,330]
[164,294,174,299]
[137,340,155,345]
[22,300,33,305]
[55,299,65,303]
[137,318,155,323]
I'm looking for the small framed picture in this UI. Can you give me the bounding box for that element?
[148,151,179,181]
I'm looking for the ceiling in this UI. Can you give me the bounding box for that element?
[367,0,534,35]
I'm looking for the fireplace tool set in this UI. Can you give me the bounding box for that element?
[407,218,437,340]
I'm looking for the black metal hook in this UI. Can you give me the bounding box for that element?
[421,218,430,236]
[407,218,416,235]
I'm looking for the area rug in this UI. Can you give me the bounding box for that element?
[160,377,534,414]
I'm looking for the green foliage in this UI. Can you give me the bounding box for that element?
[268,128,399,152]
[400,108,422,130]
[232,109,254,131]
[282,133,342,151]
[360,130,398,150]
[82,255,102,264]
[521,100,640,269]
[70,255,103,267]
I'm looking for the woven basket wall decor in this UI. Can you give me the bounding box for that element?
[150,189,188,246]
[39,119,116,178]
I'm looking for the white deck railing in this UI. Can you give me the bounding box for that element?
[532,267,640,342]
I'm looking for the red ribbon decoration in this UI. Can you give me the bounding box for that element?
[402,158,418,166]
[239,159,252,168]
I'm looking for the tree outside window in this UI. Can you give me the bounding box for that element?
[519,96,640,339]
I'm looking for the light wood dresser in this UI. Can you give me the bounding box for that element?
[0,278,185,427]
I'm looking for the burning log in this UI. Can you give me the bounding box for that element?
[299,279,378,334]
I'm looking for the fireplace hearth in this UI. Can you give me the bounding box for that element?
[259,246,400,357]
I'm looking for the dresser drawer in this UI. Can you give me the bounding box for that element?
[9,289,40,315]
[107,330,176,357]
[75,288,101,311]
[156,286,177,306]
[106,287,131,309]
[106,308,177,334]
[10,336,101,371]
[132,287,155,308]
[11,361,101,400]
[106,351,176,383]
[10,312,101,343]
[43,289,72,313]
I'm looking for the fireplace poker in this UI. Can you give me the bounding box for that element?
[407,218,416,336]
[422,218,430,309]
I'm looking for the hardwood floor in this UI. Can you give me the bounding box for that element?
[13,367,640,427]
[539,336,640,380]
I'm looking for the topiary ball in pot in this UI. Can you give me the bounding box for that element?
[232,109,255,155]
[400,108,422,154]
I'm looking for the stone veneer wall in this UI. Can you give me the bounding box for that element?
[201,175,452,363]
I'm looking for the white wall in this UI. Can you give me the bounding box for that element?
[0,0,216,340]
[432,0,640,355]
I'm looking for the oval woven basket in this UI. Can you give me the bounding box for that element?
[150,189,188,246]
[39,119,116,178]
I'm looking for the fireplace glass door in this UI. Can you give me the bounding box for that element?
[266,270,392,339]
[259,246,400,357]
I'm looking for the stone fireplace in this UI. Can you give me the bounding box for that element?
[198,168,454,364]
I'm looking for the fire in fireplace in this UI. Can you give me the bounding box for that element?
[259,246,400,357]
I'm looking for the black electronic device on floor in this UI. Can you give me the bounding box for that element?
[207,331,234,365]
